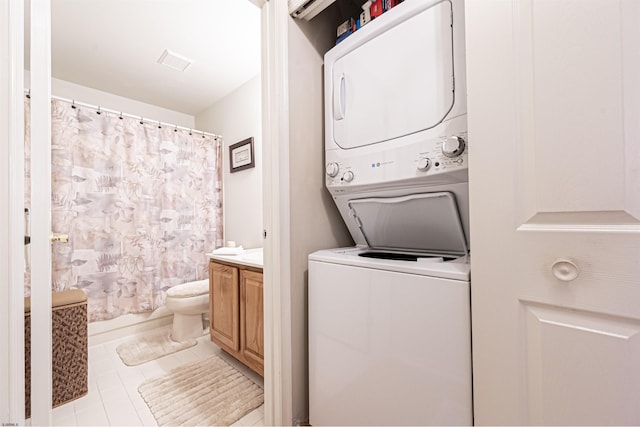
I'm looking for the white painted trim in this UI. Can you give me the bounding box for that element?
[88,310,173,346]
[261,0,293,425]
[261,1,278,425]
[30,0,53,424]
[2,0,25,423]
[0,2,9,420]
[8,0,25,420]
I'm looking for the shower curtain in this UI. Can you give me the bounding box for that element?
[25,98,224,322]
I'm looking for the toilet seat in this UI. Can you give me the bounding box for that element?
[166,279,208,298]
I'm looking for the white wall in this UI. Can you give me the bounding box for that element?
[285,13,353,423]
[196,76,263,250]
[24,72,195,128]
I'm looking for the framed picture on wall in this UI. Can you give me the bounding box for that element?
[229,137,255,173]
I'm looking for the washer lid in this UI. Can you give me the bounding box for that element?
[347,192,468,256]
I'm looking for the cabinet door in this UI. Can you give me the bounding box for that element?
[240,270,264,373]
[466,1,640,424]
[209,262,239,351]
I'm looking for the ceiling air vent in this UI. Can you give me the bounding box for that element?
[289,0,336,20]
[157,49,192,72]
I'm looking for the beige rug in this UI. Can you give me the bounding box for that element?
[138,354,264,426]
[116,329,197,366]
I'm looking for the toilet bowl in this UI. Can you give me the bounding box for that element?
[165,279,209,341]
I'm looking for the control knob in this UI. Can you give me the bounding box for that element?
[442,136,466,158]
[342,171,354,183]
[417,158,431,171]
[326,162,339,177]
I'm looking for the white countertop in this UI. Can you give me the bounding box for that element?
[207,247,263,269]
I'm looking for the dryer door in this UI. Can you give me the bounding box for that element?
[329,0,455,150]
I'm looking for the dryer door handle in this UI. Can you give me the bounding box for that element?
[333,73,346,121]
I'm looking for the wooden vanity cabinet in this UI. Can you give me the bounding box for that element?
[240,270,264,370]
[209,260,264,376]
[209,262,240,351]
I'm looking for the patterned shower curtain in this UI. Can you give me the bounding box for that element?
[25,98,224,322]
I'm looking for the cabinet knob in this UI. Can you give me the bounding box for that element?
[551,259,579,282]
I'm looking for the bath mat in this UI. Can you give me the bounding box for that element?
[138,354,264,426]
[115,329,197,366]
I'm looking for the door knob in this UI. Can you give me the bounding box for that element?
[50,234,69,243]
[551,259,579,282]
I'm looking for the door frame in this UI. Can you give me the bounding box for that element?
[1,0,25,423]
[28,0,54,424]
[259,0,293,425]
[2,0,53,423]
[3,1,288,424]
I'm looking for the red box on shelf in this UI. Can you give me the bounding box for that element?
[370,0,383,18]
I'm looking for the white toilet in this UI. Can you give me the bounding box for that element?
[165,279,209,341]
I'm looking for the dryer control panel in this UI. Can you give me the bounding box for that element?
[325,128,469,193]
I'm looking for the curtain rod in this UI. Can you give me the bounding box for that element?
[24,89,221,140]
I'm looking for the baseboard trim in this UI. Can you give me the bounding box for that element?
[88,308,173,346]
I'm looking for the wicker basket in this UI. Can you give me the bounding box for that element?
[24,289,88,418]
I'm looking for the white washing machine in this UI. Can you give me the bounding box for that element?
[308,193,472,426]
[309,0,472,424]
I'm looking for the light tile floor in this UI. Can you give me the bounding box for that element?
[40,325,265,427]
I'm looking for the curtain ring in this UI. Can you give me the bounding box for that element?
[26,89,31,99]
[158,121,162,129]
[96,106,101,115]
[140,117,144,125]
[119,112,123,120]
[189,129,192,136]
[71,100,76,109]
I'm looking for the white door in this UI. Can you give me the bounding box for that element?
[466,1,640,425]
[1,0,26,422]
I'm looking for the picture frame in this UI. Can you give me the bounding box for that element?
[229,137,255,173]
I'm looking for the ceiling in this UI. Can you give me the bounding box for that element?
[26,0,261,115]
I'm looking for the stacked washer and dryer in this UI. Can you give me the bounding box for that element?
[308,0,472,425]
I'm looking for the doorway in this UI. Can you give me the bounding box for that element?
[20,0,265,424]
